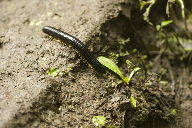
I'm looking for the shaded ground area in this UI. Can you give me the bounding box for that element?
[0,0,191,128]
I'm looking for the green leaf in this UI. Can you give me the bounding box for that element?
[166,0,176,17]
[127,67,141,83]
[167,0,185,19]
[139,1,146,10]
[134,67,141,72]
[143,0,156,25]
[161,20,173,27]
[130,96,137,107]
[97,56,125,82]
[47,68,59,77]
[156,20,173,31]
[123,77,129,84]
[92,116,106,127]
[156,25,161,31]
[126,60,132,66]
[159,81,169,86]
[177,0,185,19]
[166,1,170,17]
[169,109,177,115]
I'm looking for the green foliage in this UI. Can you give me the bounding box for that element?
[165,109,177,118]
[167,109,177,117]
[139,0,149,10]
[127,67,141,83]
[142,0,156,25]
[92,116,106,127]
[47,68,59,77]
[117,37,130,45]
[159,81,169,86]
[126,60,132,66]
[166,0,172,17]
[98,56,140,84]
[169,109,177,115]
[166,0,185,19]
[117,37,129,53]
[156,20,173,31]
[140,0,185,25]
[165,34,187,54]
[167,34,177,43]
[98,56,124,79]
[109,37,130,61]
[151,28,187,56]
[126,60,141,83]
[130,96,137,107]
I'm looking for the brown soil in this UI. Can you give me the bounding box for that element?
[0,0,191,128]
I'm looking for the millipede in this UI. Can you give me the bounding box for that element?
[42,26,106,73]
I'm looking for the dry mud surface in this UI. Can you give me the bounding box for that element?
[0,0,191,128]
[0,0,122,127]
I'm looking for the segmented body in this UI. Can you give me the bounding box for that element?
[42,26,105,73]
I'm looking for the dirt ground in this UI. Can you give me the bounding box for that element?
[0,0,191,128]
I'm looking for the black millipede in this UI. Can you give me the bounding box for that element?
[42,26,105,73]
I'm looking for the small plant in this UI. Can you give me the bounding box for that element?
[130,96,137,108]
[166,0,185,19]
[47,68,59,77]
[140,0,156,25]
[109,37,130,62]
[167,109,177,117]
[92,116,106,127]
[97,56,140,84]
[126,60,141,83]
[140,0,185,26]
[170,109,177,115]
[156,20,173,31]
